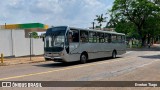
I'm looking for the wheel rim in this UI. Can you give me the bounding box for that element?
[81,54,87,63]
[113,51,116,58]
[81,55,86,61]
[114,52,116,58]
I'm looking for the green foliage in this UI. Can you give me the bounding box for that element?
[109,0,160,46]
[31,32,39,38]
[94,14,107,29]
[144,15,160,37]
[113,20,140,39]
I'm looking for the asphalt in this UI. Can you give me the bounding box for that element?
[0,44,159,66]
[0,44,160,90]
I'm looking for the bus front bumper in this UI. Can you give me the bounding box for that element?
[44,55,66,62]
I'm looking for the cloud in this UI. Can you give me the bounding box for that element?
[0,0,114,28]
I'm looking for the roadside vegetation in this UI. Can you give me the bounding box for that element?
[94,0,160,47]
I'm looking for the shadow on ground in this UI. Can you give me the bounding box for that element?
[139,55,160,59]
[34,57,121,68]
[127,48,160,51]
[127,45,160,51]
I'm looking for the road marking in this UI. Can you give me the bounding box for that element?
[0,57,135,81]
[138,60,159,68]
[125,51,133,54]
[144,53,160,56]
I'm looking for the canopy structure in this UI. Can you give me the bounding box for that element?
[0,23,49,38]
[0,23,48,29]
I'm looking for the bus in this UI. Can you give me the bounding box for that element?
[44,26,126,63]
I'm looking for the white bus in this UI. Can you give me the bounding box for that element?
[44,26,126,63]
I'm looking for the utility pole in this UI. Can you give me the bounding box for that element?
[92,22,95,29]
[5,23,6,29]
[30,33,32,61]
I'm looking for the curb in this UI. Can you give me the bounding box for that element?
[0,60,45,66]
[0,63,8,66]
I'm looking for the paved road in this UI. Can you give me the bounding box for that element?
[0,49,160,90]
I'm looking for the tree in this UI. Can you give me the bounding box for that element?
[116,20,138,38]
[110,0,160,46]
[105,13,117,28]
[94,14,107,30]
[143,13,160,44]
[31,32,39,38]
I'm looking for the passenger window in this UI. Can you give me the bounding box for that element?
[89,32,97,43]
[89,32,93,43]
[97,33,104,43]
[111,34,117,43]
[105,33,108,43]
[108,34,111,43]
[99,33,104,43]
[122,35,125,43]
[97,33,100,43]
[70,29,79,42]
[80,30,88,42]
[117,35,122,43]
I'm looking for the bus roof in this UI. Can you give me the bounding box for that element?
[48,26,125,36]
[69,26,125,36]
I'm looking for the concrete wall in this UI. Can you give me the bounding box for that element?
[0,30,13,56]
[0,29,44,57]
[33,39,44,55]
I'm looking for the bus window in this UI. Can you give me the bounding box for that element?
[117,35,122,43]
[68,31,73,43]
[97,32,104,43]
[112,34,117,43]
[122,35,125,43]
[70,29,79,42]
[97,33,100,43]
[105,33,108,43]
[93,32,97,43]
[80,30,88,42]
[89,32,93,43]
[108,34,111,43]
[89,32,97,43]
[99,33,104,43]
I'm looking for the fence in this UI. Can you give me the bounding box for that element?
[0,29,44,57]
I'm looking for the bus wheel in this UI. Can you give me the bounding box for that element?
[112,50,117,59]
[80,54,87,64]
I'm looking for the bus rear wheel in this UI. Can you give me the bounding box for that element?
[112,50,117,59]
[80,54,87,64]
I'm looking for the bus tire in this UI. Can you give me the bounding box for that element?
[80,53,87,64]
[112,50,117,59]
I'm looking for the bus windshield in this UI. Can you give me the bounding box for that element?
[44,27,67,52]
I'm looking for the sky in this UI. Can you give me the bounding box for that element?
[0,0,114,28]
